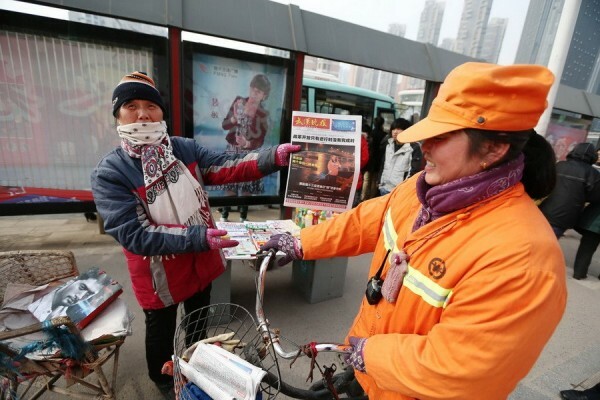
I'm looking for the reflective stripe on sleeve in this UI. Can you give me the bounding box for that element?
[383,207,453,308]
[383,208,399,252]
[403,265,453,308]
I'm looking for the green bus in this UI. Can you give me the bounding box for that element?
[300,78,398,130]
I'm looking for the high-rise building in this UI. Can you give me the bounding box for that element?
[439,37,455,51]
[388,23,407,38]
[348,23,406,96]
[417,0,446,46]
[479,17,507,63]
[514,0,564,65]
[303,55,341,82]
[561,1,600,94]
[453,0,493,58]
[514,0,600,95]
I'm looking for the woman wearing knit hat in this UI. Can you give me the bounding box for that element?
[260,62,566,399]
[91,71,299,396]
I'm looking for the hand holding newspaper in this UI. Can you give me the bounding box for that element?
[178,342,266,400]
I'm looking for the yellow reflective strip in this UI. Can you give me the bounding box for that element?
[382,208,398,252]
[403,265,453,308]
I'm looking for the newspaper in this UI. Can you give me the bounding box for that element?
[178,342,266,400]
[284,111,361,212]
[216,220,301,259]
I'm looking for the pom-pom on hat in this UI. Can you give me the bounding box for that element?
[400,62,555,142]
[111,71,166,117]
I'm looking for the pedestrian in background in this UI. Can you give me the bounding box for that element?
[539,142,600,238]
[560,382,600,400]
[90,71,299,397]
[354,123,370,207]
[571,149,600,279]
[573,201,600,279]
[378,118,423,196]
[362,116,387,200]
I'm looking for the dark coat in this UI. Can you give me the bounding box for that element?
[366,127,387,173]
[540,143,600,230]
[576,201,600,234]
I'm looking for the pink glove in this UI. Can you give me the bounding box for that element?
[206,229,239,250]
[275,144,302,167]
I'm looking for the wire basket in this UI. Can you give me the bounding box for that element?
[173,303,281,399]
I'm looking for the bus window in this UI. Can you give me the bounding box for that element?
[300,86,308,112]
[397,89,424,122]
[378,109,396,131]
[301,78,397,128]
[314,87,374,123]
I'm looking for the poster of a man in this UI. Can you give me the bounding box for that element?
[28,268,116,322]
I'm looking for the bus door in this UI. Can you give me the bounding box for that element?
[375,101,396,131]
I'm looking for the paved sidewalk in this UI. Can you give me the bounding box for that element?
[1,208,599,399]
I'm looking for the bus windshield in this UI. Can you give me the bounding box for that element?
[301,78,397,128]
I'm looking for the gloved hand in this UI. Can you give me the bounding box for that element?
[206,229,239,250]
[344,336,367,373]
[259,233,303,266]
[275,144,302,167]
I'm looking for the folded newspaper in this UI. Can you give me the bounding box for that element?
[178,342,266,400]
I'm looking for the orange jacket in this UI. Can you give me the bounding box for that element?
[301,174,566,400]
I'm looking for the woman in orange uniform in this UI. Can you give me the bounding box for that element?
[261,62,566,400]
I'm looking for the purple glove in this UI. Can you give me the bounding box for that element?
[275,144,302,167]
[344,336,367,373]
[206,229,239,250]
[259,233,303,266]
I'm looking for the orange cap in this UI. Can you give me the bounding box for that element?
[400,62,555,142]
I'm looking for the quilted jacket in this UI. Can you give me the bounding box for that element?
[91,136,278,309]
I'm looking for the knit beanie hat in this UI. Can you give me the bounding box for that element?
[111,71,166,117]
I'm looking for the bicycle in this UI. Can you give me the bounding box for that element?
[173,249,368,399]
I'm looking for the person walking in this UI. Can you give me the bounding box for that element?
[261,62,566,399]
[353,123,370,207]
[378,118,423,196]
[539,142,600,238]
[571,150,600,279]
[572,201,600,279]
[362,116,387,200]
[561,382,600,400]
[90,71,299,397]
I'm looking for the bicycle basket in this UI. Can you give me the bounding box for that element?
[173,303,281,399]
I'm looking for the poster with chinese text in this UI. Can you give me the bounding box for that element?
[283,112,361,212]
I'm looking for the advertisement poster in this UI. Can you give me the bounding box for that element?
[284,112,361,212]
[546,113,590,161]
[1,31,140,204]
[191,53,288,198]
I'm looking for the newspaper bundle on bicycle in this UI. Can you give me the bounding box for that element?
[173,249,367,400]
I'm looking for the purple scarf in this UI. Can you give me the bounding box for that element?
[412,154,524,232]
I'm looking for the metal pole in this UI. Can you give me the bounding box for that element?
[535,0,581,136]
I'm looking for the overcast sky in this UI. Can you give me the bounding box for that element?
[270,0,531,64]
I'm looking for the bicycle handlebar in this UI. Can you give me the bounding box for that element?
[254,249,352,359]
